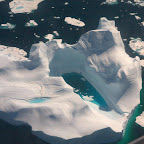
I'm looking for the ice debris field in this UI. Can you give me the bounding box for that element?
[0,17,142,144]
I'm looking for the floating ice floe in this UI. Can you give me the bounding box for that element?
[129,38,144,56]
[101,0,118,5]
[25,20,38,27]
[0,23,16,30]
[136,112,144,127]
[0,18,142,144]
[9,0,44,14]
[0,45,27,61]
[44,34,54,40]
[65,17,85,27]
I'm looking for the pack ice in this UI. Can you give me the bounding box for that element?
[0,18,142,144]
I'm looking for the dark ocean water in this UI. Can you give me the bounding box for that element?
[0,0,144,144]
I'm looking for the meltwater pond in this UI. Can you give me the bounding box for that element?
[62,73,109,110]
[28,98,50,103]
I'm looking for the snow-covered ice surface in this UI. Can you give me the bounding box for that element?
[136,112,144,127]
[0,18,142,144]
[9,0,44,14]
[129,38,144,56]
[0,45,27,61]
[0,23,15,30]
[25,20,38,27]
[65,17,85,27]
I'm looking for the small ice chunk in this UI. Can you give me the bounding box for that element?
[65,17,85,27]
[54,16,60,19]
[123,39,127,41]
[53,31,59,36]
[129,38,144,56]
[130,13,137,15]
[25,20,38,27]
[65,2,69,5]
[34,33,40,38]
[44,34,54,40]
[41,18,45,21]
[82,96,94,101]
[135,15,141,20]
[0,23,16,30]
[114,16,119,19]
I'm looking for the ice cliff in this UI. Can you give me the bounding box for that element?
[0,18,142,144]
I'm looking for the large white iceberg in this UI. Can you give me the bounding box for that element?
[9,0,44,14]
[0,18,142,144]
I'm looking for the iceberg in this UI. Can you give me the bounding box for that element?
[9,0,44,14]
[0,23,16,30]
[0,17,142,144]
[65,17,85,27]
[25,20,38,27]
[129,38,144,56]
